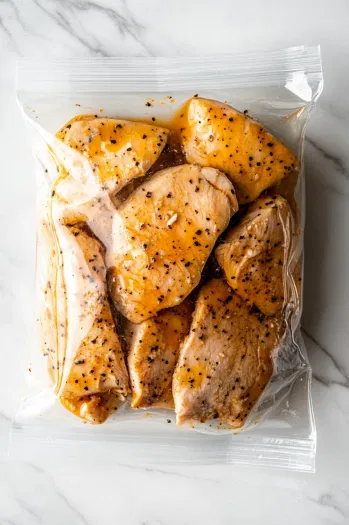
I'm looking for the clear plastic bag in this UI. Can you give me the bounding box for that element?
[12,46,323,471]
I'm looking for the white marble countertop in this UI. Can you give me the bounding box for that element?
[1,1,349,524]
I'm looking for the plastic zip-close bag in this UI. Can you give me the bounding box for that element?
[12,46,323,471]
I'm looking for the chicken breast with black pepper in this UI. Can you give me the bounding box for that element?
[215,195,297,316]
[126,301,192,409]
[108,164,238,323]
[55,223,130,423]
[52,116,169,244]
[178,97,298,204]
[56,115,169,197]
[173,279,283,428]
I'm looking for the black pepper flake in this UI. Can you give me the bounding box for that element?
[110,139,116,144]
[75,359,85,365]
[146,192,152,198]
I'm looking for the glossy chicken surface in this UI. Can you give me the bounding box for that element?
[173,279,283,427]
[56,223,129,423]
[56,115,169,197]
[126,301,192,409]
[108,164,238,323]
[179,97,298,204]
[215,195,295,316]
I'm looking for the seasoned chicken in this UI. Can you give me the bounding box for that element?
[53,116,169,245]
[215,195,295,316]
[173,279,283,428]
[56,115,169,196]
[178,97,299,204]
[126,301,192,409]
[55,222,129,423]
[108,164,238,323]
[38,217,60,388]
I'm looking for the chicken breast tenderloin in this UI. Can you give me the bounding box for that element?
[108,164,238,323]
[179,97,298,204]
[173,279,283,428]
[56,223,130,424]
[126,301,192,409]
[216,195,296,316]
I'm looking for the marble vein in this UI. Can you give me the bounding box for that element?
[303,329,349,388]
[12,463,92,525]
[31,0,152,56]
[0,6,19,53]
[82,0,152,55]
[306,137,349,179]
[114,462,220,484]
[307,492,348,522]
[14,495,43,524]
[0,0,33,53]
[32,0,109,56]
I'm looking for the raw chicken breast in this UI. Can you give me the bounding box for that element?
[56,223,130,423]
[56,115,169,196]
[173,279,283,428]
[179,97,298,204]
[126,301,192,409]
[215,195,296,316]
[108,164,238,323]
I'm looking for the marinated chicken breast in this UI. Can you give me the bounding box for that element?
[179,97,299,204]
[56,116,169,196]
[108,164,238,323]
[173,279,282,428]
[215,195,295,316]
[38,217,60,388]
[126,301,192,409]
[53,117,169,248]
[56,223,129,423]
